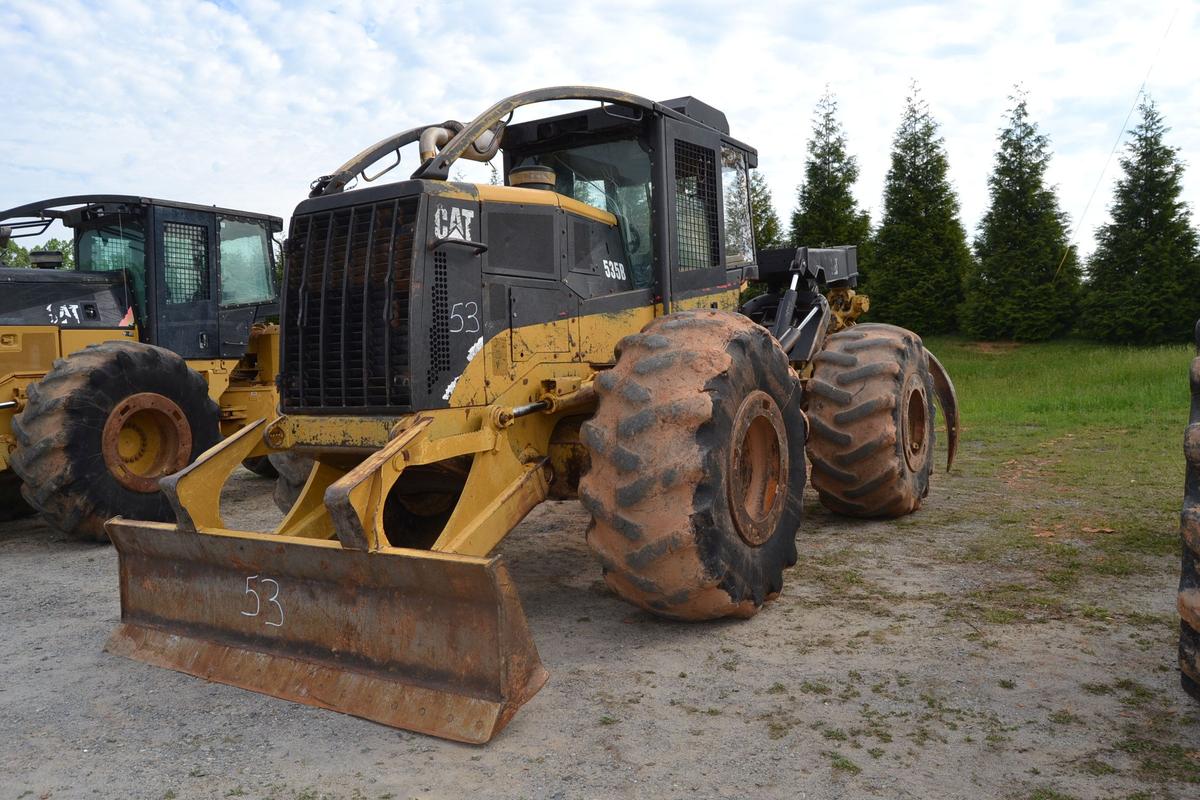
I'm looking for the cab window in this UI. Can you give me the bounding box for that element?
[218,217,274,306]
[514,138,654,289]
[77,216,148,321]
[721,147,753,266]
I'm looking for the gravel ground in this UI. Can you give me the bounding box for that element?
[1,454,1197,800]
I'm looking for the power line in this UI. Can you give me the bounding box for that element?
[1055,5,1178,279]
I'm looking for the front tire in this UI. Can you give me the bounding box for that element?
[10,341,220,542]
[580,310,806,621]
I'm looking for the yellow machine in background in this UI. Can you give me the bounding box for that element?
[0,196,281,539]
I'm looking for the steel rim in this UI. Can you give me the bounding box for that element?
[902,378,929,472]
[101,392,192,493]
[728,390,788,547]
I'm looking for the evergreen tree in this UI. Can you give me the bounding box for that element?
[871,86,971,334]
[963,90,1080,340]
[789,90,872,274]
[749,171,783,250]
[1,240,29,267]
[1081,96,1200,344]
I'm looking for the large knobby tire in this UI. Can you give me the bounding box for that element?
[806,323,935,518]
[1180,334,1200,702]
[10,341,220,542]
[579,309,805,621]
[1181,546,1200,701]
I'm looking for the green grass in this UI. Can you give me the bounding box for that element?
[918,336,1189,593]
[924,336,1190,440]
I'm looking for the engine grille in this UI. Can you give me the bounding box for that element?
[281,198,419,412]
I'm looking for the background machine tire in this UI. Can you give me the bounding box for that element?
[579,309,806,621]
[806,323,936,518]
[10,341,220,542]
[269,451,315,514]
[1179,320,1200,702]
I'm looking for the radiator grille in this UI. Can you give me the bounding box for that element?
[282,199,418,411]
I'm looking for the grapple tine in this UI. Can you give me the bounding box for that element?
[104,519,547,744]
[925,347,959,471]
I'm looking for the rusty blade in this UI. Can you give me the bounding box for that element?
[104,519,547,744]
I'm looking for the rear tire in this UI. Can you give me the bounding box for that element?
[806,323,935,518]
[10,341,220,542]
[580,310,805,621]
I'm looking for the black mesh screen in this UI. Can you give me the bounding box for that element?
[281,198,418,411]
[674,140,720,271]
[162,222,210,303]
[427,250,450,393]
[486,211,556,274]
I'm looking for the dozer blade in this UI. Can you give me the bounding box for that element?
[104,519,548,744]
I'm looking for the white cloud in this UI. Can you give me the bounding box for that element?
[1,0,1197,257]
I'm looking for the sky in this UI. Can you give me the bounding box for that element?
[1,0,1197,258]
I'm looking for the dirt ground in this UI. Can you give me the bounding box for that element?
[2,448,1197,800]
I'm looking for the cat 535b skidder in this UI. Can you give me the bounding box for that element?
[104,87,958,743]
[0,196,281,540]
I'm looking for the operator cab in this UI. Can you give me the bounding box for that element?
[285,87,761,415]
[0,196,282,358]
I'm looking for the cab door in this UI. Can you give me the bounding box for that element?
[663,119,728,304]
[151,206,219,359]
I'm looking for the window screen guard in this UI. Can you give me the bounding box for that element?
[673,139,720,271]
[162,222,210,304]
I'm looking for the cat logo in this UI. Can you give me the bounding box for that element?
[433,204,476,241]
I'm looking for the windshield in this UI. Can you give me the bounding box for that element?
[219,217,275,306]
[77,216,147,322]
[514,138,653,289]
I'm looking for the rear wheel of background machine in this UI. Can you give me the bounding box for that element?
[579,309,806,621]
[242,455,279,478]
[0,471,34,522]
[10,341,220,542]
[806,323,935,518]
[269,451,315,513]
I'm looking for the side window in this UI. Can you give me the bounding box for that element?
[77,218,148,321]
[162,222,210,304]
[218,217,274,306]
[674,140,720,271]
[721,148,753,266]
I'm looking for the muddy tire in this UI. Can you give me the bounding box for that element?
[579,309,805,621]
[1180,333,1200,702]
[10,341,220,542]
[1181,548,1200,701]
[269,451,314,513]
[806,323,935,518]
[0,471,35,521]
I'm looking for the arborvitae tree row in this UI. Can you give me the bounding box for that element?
[1081,97,1200,344]
[789,90,872,279]
[962,91,1080,340]
[870,87,971,334]
[749,171,783,250]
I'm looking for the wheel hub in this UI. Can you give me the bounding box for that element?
[901,377,929,472]
[727,390,788,547]
[101,392,192,493]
